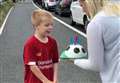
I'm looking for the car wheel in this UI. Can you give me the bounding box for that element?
[83,15,89,30]
[42,2,45,8]
[47,5,50,11]
[70,15,76,26]
[58,12,62,16]
[55,10,58,14]
[68,11,71,17]
[44,4,48,10]
[71,19,76,26]
[57,8,62,16]
[83,15,87,25]
[55,7,59,14]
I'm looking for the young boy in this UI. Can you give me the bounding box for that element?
[23,9,59,83]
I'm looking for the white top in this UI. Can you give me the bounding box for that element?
[74,11,120,83]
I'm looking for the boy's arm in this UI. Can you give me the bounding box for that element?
[53,63,58,83]
[52,40,59,83]
[23,44,53,83]
[30,65,53,83]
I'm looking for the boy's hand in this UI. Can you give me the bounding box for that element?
[53,80,58,83]
[43,80,53,83]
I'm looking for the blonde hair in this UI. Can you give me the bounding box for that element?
[31,9,53,27]
[103,1,120,16]
[84,0,120,18]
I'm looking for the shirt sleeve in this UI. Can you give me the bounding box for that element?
[74,19,104,72]
[52,40,59,63]
[23,44,37,65]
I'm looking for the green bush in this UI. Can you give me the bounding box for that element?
[0,0,13,27]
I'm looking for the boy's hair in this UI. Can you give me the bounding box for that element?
[31,9,53,27]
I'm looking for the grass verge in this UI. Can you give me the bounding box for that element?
[0,0,14,27]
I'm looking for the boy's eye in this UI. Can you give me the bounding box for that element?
[45,23,53,27]
[50,23,53,26]
[45,24,49,27]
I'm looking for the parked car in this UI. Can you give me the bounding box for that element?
[41,0,59,10]
[33,0,42,6]
[54,0,72,16]
[0,0,2,2]
[34,0,42,5]
[70,0,88,26]
[0,0,2,4]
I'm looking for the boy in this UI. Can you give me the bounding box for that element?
[23,9,59,83]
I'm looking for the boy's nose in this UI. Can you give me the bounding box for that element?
[48,26,53,31]
[49,25,53,29]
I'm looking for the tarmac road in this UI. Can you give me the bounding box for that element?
[0,0,101,83]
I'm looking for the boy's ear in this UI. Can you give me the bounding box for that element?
[32,25,38,30]
[32,25,35,29]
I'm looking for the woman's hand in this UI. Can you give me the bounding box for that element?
[67,59,74,63]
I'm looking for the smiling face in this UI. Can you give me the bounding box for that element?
[31,9,54,37]
[36,18,53,37]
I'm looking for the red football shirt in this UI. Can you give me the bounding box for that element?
[23,35,59,83]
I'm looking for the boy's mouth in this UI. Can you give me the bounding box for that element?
[46,30,51,34]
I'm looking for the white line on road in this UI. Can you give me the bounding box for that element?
[0,7,14,35]
[32,1,87,38]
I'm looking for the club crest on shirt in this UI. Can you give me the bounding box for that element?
[36,52,42,57]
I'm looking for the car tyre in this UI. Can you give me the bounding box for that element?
[71,19,76,26]
[58,10,62,16]
[70,14,76,26]
[83,15,89,30]
[55,7,59,15]
[45,4,49,10]
[41,2,45,8]
[83,15,87,25]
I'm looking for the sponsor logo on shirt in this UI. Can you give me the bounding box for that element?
[37,59,53,69]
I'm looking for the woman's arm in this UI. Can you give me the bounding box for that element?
[74,20,104,71]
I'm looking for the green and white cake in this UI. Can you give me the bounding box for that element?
[60,44,88,60]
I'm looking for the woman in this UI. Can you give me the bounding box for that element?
[74,0,120,83]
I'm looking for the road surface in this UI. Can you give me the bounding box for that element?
[0,0,101,83]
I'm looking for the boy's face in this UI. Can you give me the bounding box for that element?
[36,19,53,37]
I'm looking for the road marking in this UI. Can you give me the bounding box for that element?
[32,1,87,38]
[0,7,14,35]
